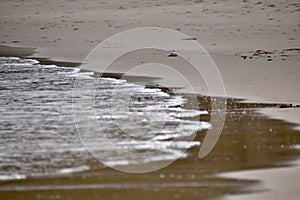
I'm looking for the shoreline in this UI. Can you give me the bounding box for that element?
[1,0,299,198]
[0,45,81,68]
[1,44,300,132]
[0,45,299,200]
[219,159,300,200]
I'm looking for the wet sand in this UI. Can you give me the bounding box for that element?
[1,0,300,199]
[1,0,299,126]
[0,92,299,200]
[220,159,300,200]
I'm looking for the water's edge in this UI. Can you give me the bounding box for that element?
[0,46,299,200]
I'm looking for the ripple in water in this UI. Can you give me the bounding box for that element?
[0,57,210,179]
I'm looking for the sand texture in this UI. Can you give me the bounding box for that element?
[0,0,299,199]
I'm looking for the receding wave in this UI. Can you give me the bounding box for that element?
[0,57,209,180]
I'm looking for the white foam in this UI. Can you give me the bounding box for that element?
[58,165,90,174]
[0,56,20,60]
[105,160,130,166]
[57,67,80,74]
[0,57,39,65]
[169,108,208,118]
[0,56,211,176]
[97,115,127,119]
[290,144,300,150]
[68,71,95,78]
[38,64,58,68]
[0,174,26,181]
[101,77,127,83]
[25,58,40,64]
[70,68,80,73]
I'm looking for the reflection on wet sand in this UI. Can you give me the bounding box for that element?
[0,95,299,200]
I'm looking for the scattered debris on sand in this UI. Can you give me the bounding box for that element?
[181,37,197,40]
[236,48,300,61]
[167,52,178,57]
[278,104,300,108]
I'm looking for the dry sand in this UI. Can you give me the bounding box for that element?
[1,0,299,199]
[1,0,299,119]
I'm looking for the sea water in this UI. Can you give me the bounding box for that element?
[0,57,209,180]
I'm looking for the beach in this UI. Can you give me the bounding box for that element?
[1,0,299,122]
[0,0,299,199]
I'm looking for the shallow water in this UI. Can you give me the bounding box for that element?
[0,57,299,200]
[0,57,209,179]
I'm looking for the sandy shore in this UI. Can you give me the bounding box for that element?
[219,159,300,200]
[1,0,299,124]
[1,0,299,199]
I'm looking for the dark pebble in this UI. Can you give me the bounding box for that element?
[168,53,178,57]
